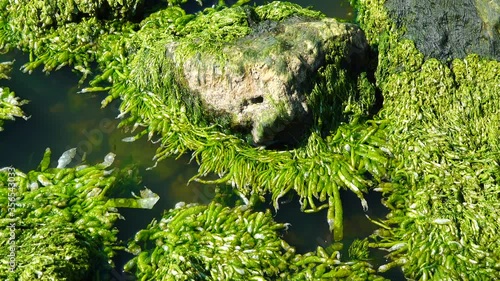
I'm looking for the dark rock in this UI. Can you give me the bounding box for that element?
[384,0,500,62]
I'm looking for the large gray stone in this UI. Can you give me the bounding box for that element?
[172,17,369,145]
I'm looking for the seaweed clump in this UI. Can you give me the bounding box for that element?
[0,61,28,131]
[0,0,140,78]
[351,0,500,279]
[0,149,159,280]
[3,223,107,281]
[124,201,387,280]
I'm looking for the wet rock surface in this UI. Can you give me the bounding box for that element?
[385,0,500,62]
[173,16,369,145]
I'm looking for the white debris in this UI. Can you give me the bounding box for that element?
[101,152,115,168]
[57,148,76,168]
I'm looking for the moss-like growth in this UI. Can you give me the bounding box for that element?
[352,0,500,279]
[0,0,139,78]
[254,1,325,21]
[4,223,108,281]
[4,0,144,32]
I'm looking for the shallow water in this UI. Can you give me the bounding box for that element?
[0,1,403,279]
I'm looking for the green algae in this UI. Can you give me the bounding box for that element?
[125,201,388,280]
[175,6,255,60]
[351,0,500,278]
[0,61,28,131]
[2,0,499,279]
[5,223,108,281]
[254,1,325,21]
[0,149,159,280]
[0,0,139,80]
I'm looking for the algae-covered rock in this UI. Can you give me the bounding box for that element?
[179,16,369,144]
[384,0,500,61]
[94,2,384,244]
[351,0,500,279]
[121,2,373,146]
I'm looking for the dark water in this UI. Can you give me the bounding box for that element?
[0,1,403,279]
[183,0,355,20]
[256,0,354,20]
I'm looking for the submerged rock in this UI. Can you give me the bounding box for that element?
[172,15,369,145]
[385,0,500,61]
